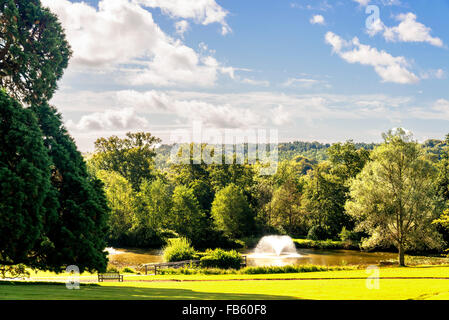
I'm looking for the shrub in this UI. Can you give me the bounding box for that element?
[121,267,136,273]
[339,227,362,242]
[106,266,119,273]
[307,225,331,240]
[200,249,242,269]
[163,238,198,262]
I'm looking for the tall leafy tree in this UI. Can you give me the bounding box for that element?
[92,132,161,191]
[30,103,110,273]
[137,178,173,231]
[0,0,71,104]
[346,129,443,266]
[96,170,135,244]
[211,183,254,239]
[302,162,348,238]
[169,185,206,246]
[0,90,55,266]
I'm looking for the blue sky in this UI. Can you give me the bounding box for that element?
[42,0,449,151]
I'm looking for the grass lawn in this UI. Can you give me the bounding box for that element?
[2,265,449,300]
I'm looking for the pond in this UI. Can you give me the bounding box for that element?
[105,247,399,270]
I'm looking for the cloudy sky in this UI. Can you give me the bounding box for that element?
[42,0,449,151]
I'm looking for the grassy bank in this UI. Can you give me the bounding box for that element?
[293,238,359,250]
[2,265,449,300]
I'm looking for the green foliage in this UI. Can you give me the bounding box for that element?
[0,0,71,104]
[0,91,53,266]
[136,178,172,230]
[199,249,242,269]
[121,267,136,273]
[169,186,207,245]
[156,264,352,275]
[163,238,198,262]
[293,238,357,250]
[92,132,161,190]
[29,103,110,273]
[96,170,135,243]
[346,129,444,266]
[0,264,30,279]
[240,265,350,274]
[339,227,363,242]
[211,183,254,239]
[307,225,332,241]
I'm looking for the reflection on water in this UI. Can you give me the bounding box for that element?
[106,247,163,271]
[244,249,398,267]
[106,247,398,269]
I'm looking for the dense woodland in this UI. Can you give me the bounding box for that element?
[86,132,449,266]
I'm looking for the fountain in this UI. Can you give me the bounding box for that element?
[246,235,302,267]
[254,235,299,256]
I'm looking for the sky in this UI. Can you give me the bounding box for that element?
[41,0,449,151]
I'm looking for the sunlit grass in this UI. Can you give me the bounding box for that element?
[2,265,449,300]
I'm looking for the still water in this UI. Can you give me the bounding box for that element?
[106,247,398,269]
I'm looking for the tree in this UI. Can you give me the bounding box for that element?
[346,129,443,266]
[0,90,54,266]
[169,185,206,245]
[302,162,348,238]
[268,182,305,236]
[211,183,254,239]
[96,170,135,244]
[327,141,370,182]
[92,132,161,191]
[137,178,172,230]
[30,103,110,273]
[0,0,71,104]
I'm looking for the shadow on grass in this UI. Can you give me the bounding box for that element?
[0,283,298,300]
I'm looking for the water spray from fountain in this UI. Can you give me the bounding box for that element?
[250,235,301,258]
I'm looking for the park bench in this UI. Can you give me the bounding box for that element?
[98,272,124,282]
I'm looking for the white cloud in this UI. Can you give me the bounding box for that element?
[384,13,443,47]
[310,15,325,25]
[271,105,292,125]
[175,20,189,37]
[282,77,331,89]
[241,78,270,87]
[353,0,370,6]
[67,108,149,131]
[367,12,443,47]
[42,0,233,87]
[135,0,231,35]
[410,99,449,120]
[116,90,265,128]
[325,32,419,84]
[421,69,446,80]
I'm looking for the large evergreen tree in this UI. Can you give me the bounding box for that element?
[30,103,109,273]
[0,90,55,266]
[0,0,71,104]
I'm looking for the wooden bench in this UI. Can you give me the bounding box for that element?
[98,272,124,282]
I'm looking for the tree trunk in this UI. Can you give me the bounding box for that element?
[398,243,405,266]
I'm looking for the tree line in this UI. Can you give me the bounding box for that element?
[88,130,449,266]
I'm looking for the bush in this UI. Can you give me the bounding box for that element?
[339,227,362,242]
[163,238,198,262]
[121,267,136,273]
[106,266,119,273]
[307,225,331,241]
[200,249,242,269]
